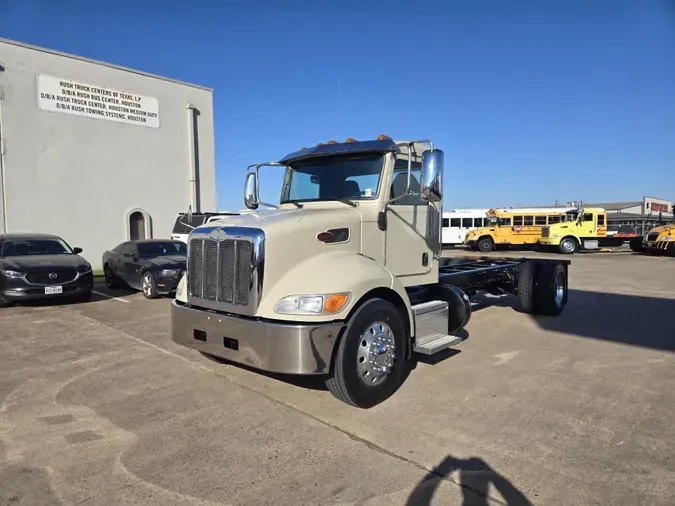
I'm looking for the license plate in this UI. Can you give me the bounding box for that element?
[45,286,63,295]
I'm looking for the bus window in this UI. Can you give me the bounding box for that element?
[474,218,484,228]
[535,216,546,225]
[498,217,512,226]
[462,218,472,228]
[442,218,449,227]
[524,216,534,226]
[513,216,523,226]
[548,215,560,224]
[450,218,461,228]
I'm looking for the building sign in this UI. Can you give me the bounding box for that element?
[37,74,160,128]
[644,197,673,216]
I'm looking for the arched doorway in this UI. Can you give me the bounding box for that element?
[126,209,152,241]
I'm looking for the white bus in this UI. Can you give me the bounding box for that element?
[442,209,490,247]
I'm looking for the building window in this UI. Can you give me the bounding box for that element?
[126,208,152,241]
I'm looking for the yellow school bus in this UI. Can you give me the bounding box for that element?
[465,207,575,252]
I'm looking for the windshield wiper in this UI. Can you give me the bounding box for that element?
[282,200,304,208]
[322,197,358,207]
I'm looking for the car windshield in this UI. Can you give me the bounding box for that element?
[137,242,187,257]
[0,238,73,257]
[280,154,384,203]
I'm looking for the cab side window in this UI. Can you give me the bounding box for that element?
[390,159,422,205]
[584,213,594,222]
[598,214,605,226]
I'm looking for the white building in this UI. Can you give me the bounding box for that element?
[0,38,216,269]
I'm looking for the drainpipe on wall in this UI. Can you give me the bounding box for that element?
[186,103,199,213]
[0,92,8,234]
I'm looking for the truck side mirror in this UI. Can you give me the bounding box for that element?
[244,173,259,210]
[420,149,443,202]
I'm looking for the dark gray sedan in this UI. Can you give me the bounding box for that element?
[0,233,93,306]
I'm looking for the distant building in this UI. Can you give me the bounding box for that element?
[0,38,216,269]
[582,196,673,218]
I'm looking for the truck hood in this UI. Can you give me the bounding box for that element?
[649,224,675,235]
[191,206,362,295]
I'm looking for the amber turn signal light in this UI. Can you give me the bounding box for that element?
[324,294,348,313]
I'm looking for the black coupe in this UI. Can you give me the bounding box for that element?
[0,233,93,306]
[102,240,186,299]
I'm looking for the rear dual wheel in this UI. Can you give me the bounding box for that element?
[518,261,567,316]
[326,298,409,409]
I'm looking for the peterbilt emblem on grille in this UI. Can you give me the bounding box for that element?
[209,229,228,242]
[49,272,58,280]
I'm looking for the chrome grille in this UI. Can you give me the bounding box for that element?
[188,236,253,306]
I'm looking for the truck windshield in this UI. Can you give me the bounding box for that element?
[280,154,384,203]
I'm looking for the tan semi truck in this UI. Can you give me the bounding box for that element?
[171,136,571,408]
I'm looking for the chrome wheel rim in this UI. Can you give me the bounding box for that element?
[554,272,565,306]
[142,275,152,296]
[356,321,396,386]
[562,240,574,253]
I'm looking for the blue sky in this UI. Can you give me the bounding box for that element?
[2,0,674,211]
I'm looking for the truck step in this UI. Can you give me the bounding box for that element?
[412,300,464,355]
[414,334,464,355]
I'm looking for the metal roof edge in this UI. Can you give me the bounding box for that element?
[0,37,213,92]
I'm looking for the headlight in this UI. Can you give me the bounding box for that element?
[176,273,186,297]
[662,236,673,242]
[552,234,561,239]
[1,269,24,278]
[77,264,92,273]
[274,293,349,315]
[159,269,181,277]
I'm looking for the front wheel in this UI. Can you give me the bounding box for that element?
[104,265,122,289]
[141,272,159,299]
[326,298,409,408]
[477,237,494,252]
[558,237,578,254]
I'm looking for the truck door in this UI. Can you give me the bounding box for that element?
[385,160,438,282]
[581,211,596,238]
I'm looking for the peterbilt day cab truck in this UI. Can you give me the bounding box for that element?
[171,136,572,408]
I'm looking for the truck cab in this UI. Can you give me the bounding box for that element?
[171,136,570,408]
[539,207,607,254]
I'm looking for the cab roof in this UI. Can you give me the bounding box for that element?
[279,138,400,164]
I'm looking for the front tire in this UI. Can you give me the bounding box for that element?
[558,237,578,254]
[326,298,409,408]
[141,272,159,299]
[477,237,494,253]
[104,265,122,289]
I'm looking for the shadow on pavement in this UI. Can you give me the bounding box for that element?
[528,289,675,352]
[406,454,532,506]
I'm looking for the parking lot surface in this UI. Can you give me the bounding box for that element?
[1,251,674,505]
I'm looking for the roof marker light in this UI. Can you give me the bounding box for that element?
[345,138,357,143]
[377,134,392,141]
[327,140,338,145]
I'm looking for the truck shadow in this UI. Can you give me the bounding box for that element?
[520,289,675,352]
[405,454,532,505]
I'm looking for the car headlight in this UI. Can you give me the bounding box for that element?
[274,293,349,315]
[77,264,92,273]
[159,269,181,277]
[1,269,24,278]
[176,273,186,297]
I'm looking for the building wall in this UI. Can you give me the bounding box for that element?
[0,39,216,269]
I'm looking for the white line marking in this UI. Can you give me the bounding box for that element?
[92,290,130,303]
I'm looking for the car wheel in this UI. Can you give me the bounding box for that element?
[325,298,409,409]
[141,272,159,299]
[104,265,121,289]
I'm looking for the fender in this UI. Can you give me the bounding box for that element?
[257,250,414,329]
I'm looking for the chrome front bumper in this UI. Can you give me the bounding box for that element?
[171,301,344,375]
